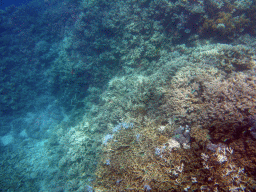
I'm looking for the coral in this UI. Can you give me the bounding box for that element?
[94,118,254,191]
[249,115,256,139]
[217,45,255,72]
[1,0,256,191]
[91,42,256,191]
[163,63,256,132]
[0,133,14,146]
[202,12,250,39]
[199,145,250,191]
[200,0,254,40]
[190,126,209,145]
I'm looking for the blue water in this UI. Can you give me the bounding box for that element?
[0,0,34,10]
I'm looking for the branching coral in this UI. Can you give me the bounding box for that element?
[94,118,254,191]
[94,43,256,191]
[163,64,256,131]
[201,11,250,39]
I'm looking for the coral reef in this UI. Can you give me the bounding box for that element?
[202,12,250,39]
[93,43,256,191]
[0,0,256,191]
[94,119,255,191]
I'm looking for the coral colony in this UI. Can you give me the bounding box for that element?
[0,0,256,191]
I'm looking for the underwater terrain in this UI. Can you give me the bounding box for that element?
[0,0,256,191]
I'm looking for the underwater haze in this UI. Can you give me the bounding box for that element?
[0,0,34,10]
[0,0,256,191]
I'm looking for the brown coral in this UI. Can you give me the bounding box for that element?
[94,46,256,191]
[94,118,255,191]
[202,12,250,39]
[161,64,256,184]
[163,66,256,131]
[190,126,210,145]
